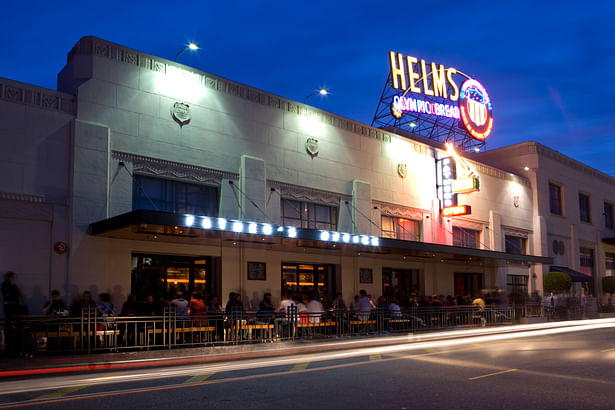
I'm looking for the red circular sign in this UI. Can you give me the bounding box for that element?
[459,79,493,140]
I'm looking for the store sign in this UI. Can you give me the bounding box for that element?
[388,51,493,140]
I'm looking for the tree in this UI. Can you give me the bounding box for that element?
[543,271,572,294]
[602,276,615,295]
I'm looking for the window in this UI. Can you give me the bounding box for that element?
[506,275,528,297]
[505,235,526,255]
[579,193,591,223]
[381,216,421,241]
[549,183,562,215]
[281,199,337,230]
[453,227,480,248]
[606,253,615,277]
[579,248,594,295]
[605,202,614,229]
[133,175,218,216]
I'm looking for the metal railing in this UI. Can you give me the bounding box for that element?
[0,305,515,355]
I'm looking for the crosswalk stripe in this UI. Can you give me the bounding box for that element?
[291,362,310,371]
[183,372,215,384]
[35,385,90,399]
[369,354,382,361]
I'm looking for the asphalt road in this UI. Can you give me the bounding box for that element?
[2,324,615,409]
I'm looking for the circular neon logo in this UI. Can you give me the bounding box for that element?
[459,79,493,140]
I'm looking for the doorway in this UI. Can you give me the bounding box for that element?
[281,263,335,303]
[454,272,483,298]
[131,254,218,300]
[382,267,420,298]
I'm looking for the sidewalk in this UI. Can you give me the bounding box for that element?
[0,320,607,378]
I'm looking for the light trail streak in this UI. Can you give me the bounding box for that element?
[1,319,614,397]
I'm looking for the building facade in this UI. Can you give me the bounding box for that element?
[0,37,563,314]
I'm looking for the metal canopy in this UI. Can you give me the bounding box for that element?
[89,210,552,266]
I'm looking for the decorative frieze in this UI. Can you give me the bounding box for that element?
[112,151,237,186]
[373,201,425,221]
[269,180,347,207]
[0,79,76,115]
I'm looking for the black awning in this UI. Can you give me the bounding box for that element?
[603,237,615,246]
[89,210,553,265]
[550,266,592,282]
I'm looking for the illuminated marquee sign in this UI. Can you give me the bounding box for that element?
[388,51,493,140]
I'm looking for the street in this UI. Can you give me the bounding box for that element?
[1,323,615,409]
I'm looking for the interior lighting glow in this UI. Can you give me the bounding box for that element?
[201,218,212,229]
[352,235,360,244]
[332,232,340,242]
[524,166,530,171]
[342,233,350,243]
[371,237,379,246]
[232,221,243,233]
[184,215,195,227]
[217,218,227,230]
[361,236,370,245]
[320,231,330,241]
[248,223,257,234]
[262,224,273,235]
[288,227,297,238]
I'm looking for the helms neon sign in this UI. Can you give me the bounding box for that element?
[388,51,493,140]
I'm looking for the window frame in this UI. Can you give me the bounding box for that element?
[452,226,480,249]
[578,192,591,223]
[381,215,422,242]
[132,174,219,216]
[280,198,338,231]
[604,201,614,229]
[505,235,527,255]
[548,182,563,216]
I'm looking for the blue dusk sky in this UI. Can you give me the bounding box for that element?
[2,1,614,176]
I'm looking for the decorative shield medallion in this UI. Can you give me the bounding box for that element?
[397,163,407,178]
[513,196,520,208]
[171,102,191,127]
[305,137,319,158]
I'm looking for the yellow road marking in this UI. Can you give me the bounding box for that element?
[183,373,215,384]
[369,354,381,361]
[601,347,615,353]
[35,385,90,399]
[291,362,309,371]
[425,348,438,354]
[468,368,518,381]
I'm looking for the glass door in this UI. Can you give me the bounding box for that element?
[282,263,333,302]
[132,254,213,300]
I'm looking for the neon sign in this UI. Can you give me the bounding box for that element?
[459,79,493,140]
[442,205,471,217]
[391,96,460,120]
[388,51,493,140]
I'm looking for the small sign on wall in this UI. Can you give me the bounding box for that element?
[247,261,267,280]
[359,268,373,284]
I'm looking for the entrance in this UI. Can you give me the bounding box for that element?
[131,254,217,300]
[454,272,483,298]
[281,263,335,303]
[382,268,420,298]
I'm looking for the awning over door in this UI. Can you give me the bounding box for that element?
[549,266,592,282]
